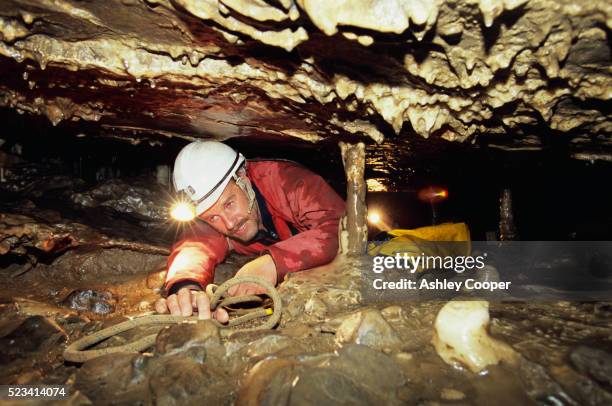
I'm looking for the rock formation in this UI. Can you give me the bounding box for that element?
[432,300,516,373]
[0,0,609,182]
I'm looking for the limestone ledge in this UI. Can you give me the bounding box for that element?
[0,0,609,148]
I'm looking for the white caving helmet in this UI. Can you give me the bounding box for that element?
[171,141,246,220]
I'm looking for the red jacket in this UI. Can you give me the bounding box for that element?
[163,160,345,294]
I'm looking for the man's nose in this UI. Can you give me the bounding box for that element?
[222,215,237,231]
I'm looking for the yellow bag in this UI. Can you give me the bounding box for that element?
[386,222,469,241]
[368,223,471,272]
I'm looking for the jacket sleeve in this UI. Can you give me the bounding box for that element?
[265,164,345,280]
[163,221,230,295]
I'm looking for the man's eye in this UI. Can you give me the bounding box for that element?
[226,201,234,209]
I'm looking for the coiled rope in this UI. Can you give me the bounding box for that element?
[63,276,281,363]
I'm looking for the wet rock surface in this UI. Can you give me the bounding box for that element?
[155,321,225,361]
[70,178,169,224]
[75,353,148,399]
[0,315,67,359]
[570,346,612,387]
[62,290,115,315]
[334,308,403,351]
[1,247,612,404]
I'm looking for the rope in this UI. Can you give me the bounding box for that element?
[63,276,281,363]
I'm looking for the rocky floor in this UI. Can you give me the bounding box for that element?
[1,240,611,405]
[0,171,611,405]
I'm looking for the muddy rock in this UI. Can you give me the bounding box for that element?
[0,315,66,360]
[380,305,404,323]
[441,388,466,400]
[238,358,373,406]
[570,346,612,386]
[236,358,299,405]
[46,248,166,284]
[75,353,150,404]
[327,344,405,397]
[240,334,299,358]
[335,308,403,352]
[70,177,168,223]
[287,367,374,406]
[280,257,363,323]
[56,314,91,337]
[0,210,168,263]
[4,298,77,319]
[237,345,405,405]
[0,212,76,256]
[569,369,612,406]
[518,357,577,404]
[303,296,328,320]
[0,161,82,196]
[236,345,404,405]
[155,320,225,361]
[146,269,166,290]
[148,354,230,406]
[57,390,94,405]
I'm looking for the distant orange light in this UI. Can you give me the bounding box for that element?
[418,186,448,204]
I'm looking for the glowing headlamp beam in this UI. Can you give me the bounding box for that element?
[170,201,196,222]
[368,211,381,224]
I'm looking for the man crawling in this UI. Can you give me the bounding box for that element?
[155,141,345,322]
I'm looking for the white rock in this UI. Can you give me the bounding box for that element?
[432,300,515,373]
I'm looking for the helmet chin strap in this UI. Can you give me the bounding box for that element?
[234,174,257,215]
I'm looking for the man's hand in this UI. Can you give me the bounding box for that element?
[228,254,277,297]
[155,287,229,323]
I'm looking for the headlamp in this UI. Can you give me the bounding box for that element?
[170,191,196,222]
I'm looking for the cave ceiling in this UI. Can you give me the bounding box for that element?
[0,0,610,169]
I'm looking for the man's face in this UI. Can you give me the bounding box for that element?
[198,178,259,243]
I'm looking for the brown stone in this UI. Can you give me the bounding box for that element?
[155,320,225,361]
[335,308,403,351]
[75,353,150,404]
[148,355,230,406]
